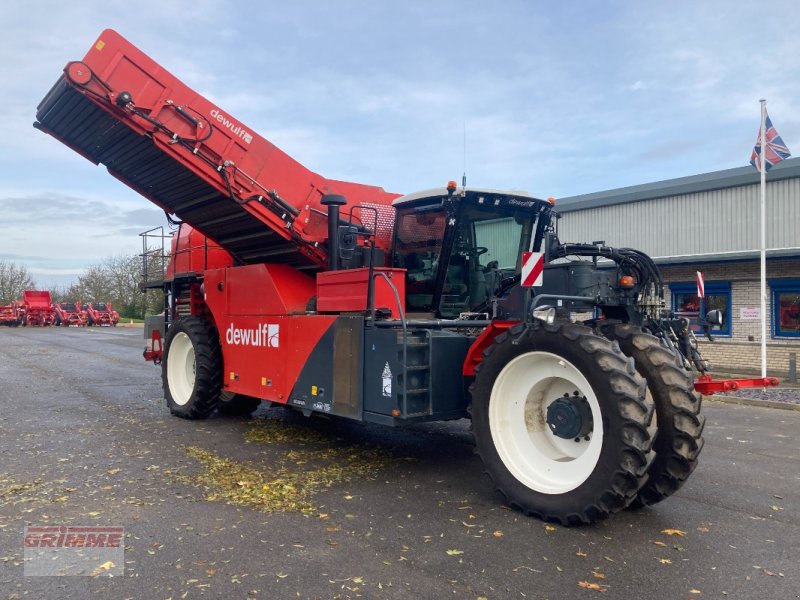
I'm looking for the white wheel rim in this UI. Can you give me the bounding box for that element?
[167,332,196,406]
[489,351,603,494]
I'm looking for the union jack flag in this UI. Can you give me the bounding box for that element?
[750,114,791,172]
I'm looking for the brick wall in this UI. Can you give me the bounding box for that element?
[661,258,800,376]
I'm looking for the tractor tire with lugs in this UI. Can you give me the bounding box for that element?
[470,321,656,526]
[598,322,705,508]
[163,316,222,419]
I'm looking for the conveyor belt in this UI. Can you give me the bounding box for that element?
[35,79,317,269]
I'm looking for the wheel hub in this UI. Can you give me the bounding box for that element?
[546,392,593,440]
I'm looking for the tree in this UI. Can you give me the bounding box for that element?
[66,254,162,319]
[0,261,35,305]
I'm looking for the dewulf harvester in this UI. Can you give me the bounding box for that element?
[35,29,774,524]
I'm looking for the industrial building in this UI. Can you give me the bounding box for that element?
[557,157,800,377]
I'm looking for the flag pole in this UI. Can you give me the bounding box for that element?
[759,99,767,379]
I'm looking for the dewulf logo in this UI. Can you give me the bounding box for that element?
[226,323,279,348]
[210,108,253,144]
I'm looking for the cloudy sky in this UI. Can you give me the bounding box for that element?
[2,0,798,287]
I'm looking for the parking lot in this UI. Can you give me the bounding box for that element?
[0,326,798,599]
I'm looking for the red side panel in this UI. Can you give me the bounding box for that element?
[316,268,406,317]
[203,264,316,317]
[203,264,335,401]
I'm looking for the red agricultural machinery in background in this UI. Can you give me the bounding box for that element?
[85,302,120,326]
[54,302,87,326]
[34,29,778,525]
[0,302,22,326]
[21,291,56,327]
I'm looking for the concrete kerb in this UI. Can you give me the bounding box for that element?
[706,394,800,412]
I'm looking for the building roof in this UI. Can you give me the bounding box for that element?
[557,156,800,212]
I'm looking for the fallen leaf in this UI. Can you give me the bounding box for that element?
[544,525,556,532]
[446,549,464,556]
[90,561,115,577]
[492,531,504,538]
[659,559,672,565]
[763,569,776,577]
[661,529,687,537]
[689,589,701,595]
[652,541,667,547]
[592,571,606,579]
[578,581,608,592]
[576,549,588,557]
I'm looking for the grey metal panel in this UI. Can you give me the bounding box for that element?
[558,156,800,212]
[557,178,800,260]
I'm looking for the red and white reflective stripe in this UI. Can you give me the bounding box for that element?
[521,252,545,287]
[696,271,705,298]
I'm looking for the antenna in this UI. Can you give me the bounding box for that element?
[462,121,467,188]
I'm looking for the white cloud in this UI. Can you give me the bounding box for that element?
[1,0,798,275]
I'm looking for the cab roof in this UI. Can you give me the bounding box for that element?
[392,186,545,207]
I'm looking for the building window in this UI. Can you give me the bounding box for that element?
[770,279,800,338]
[669,281,731,336]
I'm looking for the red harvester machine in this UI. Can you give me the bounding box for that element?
[0,302,22,326]
[54,302,87,326]
[34,29,777,525]
[22,291,56,327]
[85,302,119,327]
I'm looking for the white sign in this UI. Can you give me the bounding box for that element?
[381,362,392,397]
[740,307,760,320]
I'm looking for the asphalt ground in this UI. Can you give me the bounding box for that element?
[0,326,798,599]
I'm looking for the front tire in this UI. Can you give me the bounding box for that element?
[163,316,222,419]
[470,322,655,526]
[598,322,704,508]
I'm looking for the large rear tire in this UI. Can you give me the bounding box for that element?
[470,322,655,526]
[598,322,704,508]
[163,316,222,419]
[217,391,262,417]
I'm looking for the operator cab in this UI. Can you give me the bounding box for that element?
[391,186,554,318]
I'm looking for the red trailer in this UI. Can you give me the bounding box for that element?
[0,302,22,326]
[22,291,55,327]
[54,302,87,326]
[34,29,775,525]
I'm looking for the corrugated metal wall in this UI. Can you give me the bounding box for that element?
[558,178,800,259]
